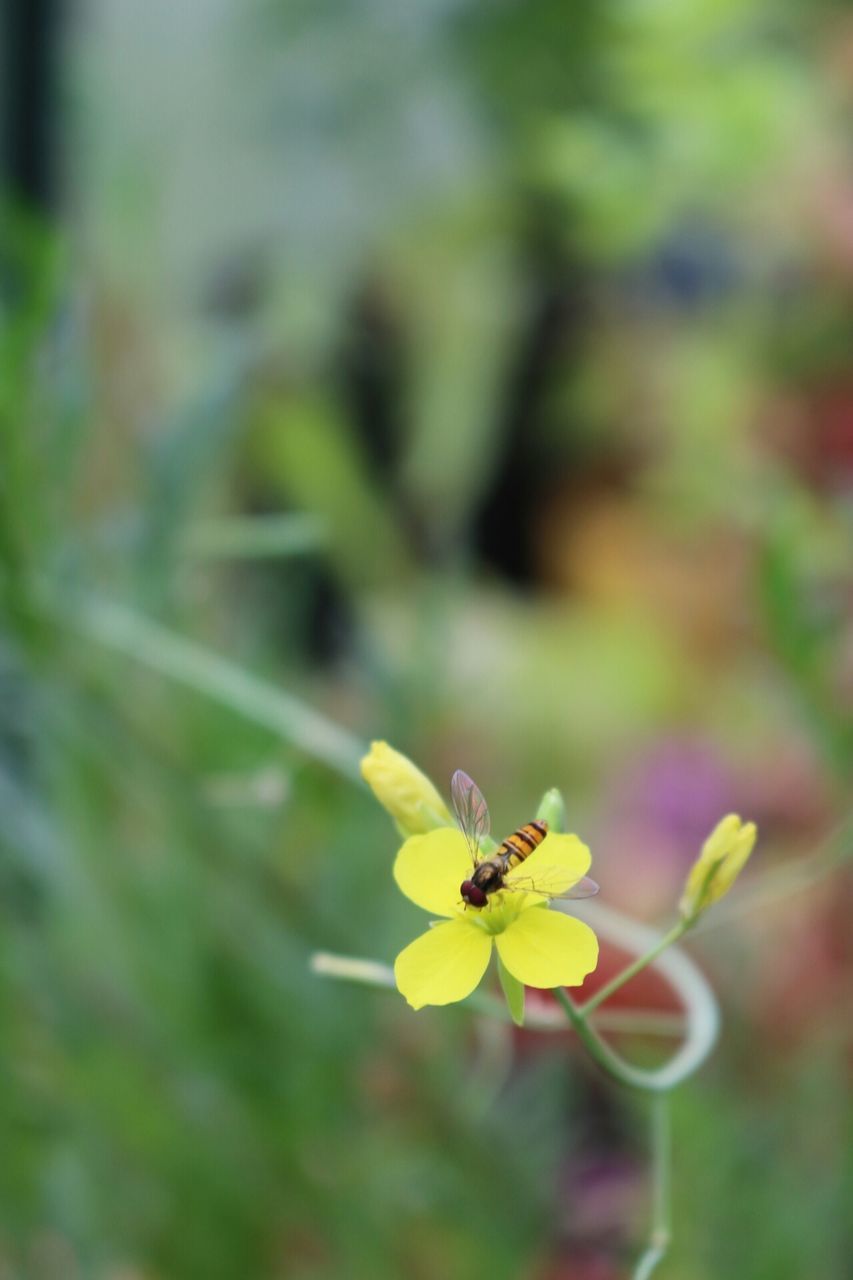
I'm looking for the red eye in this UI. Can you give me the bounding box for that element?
[460,880,487,907]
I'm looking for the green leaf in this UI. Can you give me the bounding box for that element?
[497,958,525,1027]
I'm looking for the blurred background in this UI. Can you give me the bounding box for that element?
[1,1,852,1277]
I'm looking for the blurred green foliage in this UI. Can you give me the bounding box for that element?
[0,0,851,1277]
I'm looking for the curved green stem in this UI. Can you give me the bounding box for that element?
[554,988,669,1090]
[633,1094,671,1279]
[580,920,688,1016]
[555,902,719,1092]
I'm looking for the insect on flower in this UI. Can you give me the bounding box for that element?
[391,769,600,1008]
[452,770,600,909]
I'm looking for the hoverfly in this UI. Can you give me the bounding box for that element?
[452,770,599,909]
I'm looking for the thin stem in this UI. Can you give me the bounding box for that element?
[310,953,687,1036]
[584,1009,685,1037]
[182,513,327,560]
[554,902,720,1091]
[554,988,674,1092]
[552,942,717,1093]
[60,593,365,779]
[633,1094,672,1280]
[580,920,688,1017]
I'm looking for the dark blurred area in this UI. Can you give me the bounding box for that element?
[0,2,851,1278]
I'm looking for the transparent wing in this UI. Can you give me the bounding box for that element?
[450,769,490,866]
[503,865,600,901]
[550,875,600,901]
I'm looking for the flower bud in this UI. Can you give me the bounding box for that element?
[536,787,567,832]
[360,741,452,837]
[679,814,757,922]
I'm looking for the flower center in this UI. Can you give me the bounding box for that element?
[467,890,536,935]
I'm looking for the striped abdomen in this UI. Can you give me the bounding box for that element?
[497,819,548,870]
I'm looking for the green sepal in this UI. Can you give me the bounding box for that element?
[497,957,525,1027]
[679,853,726,924]
[536,787,566,832]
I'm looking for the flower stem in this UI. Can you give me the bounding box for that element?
[580,920,689,1017]
[633,1094,672,1280]
[311,952,688,1037]
[552,979,711,1094]
[182,512,327,559]
[61,592,365,779]
[553,988,667,1091]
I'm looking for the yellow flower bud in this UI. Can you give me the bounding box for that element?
[360,741,453,837]
[680,814,757,922]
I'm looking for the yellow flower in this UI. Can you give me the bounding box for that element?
[393,827,599,1009]
[360,741,453,837]
[679,814,757,922]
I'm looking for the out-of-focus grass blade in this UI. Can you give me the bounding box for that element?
[182,513,327,560]
[65,593,365,779]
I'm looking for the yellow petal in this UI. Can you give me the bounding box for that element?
[504,832,591,897]
[394,919,493,1009]
[393,828,472,918]
[495,908,598,989]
